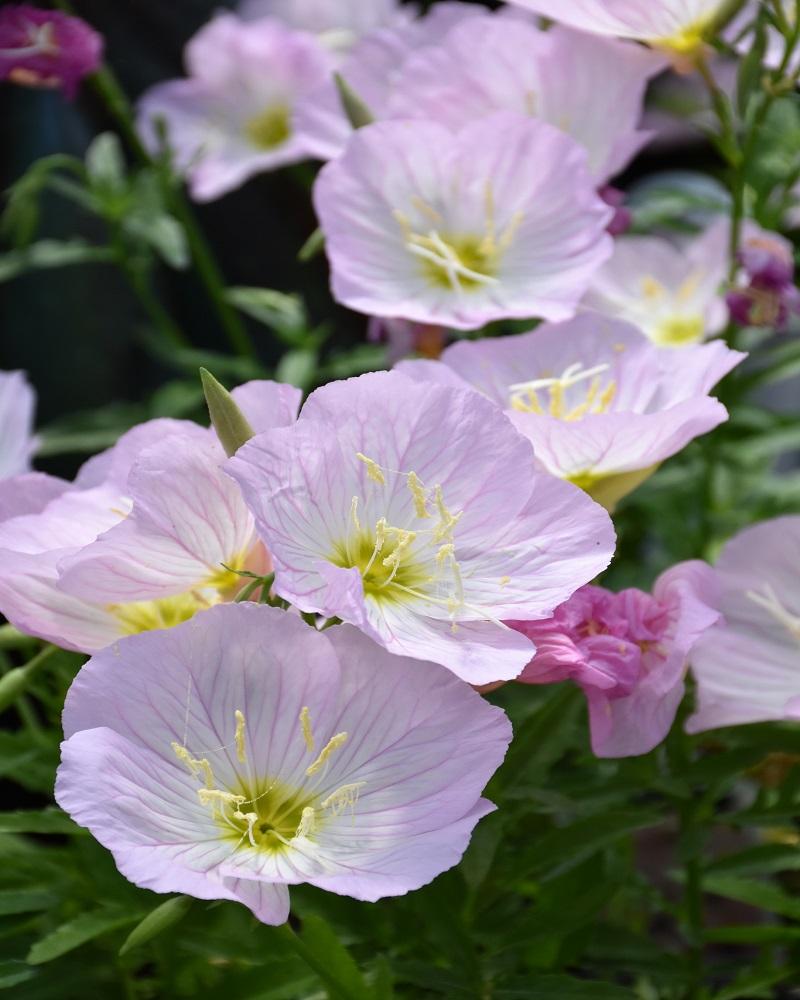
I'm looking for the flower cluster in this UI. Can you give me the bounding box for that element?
[4,0,798,944]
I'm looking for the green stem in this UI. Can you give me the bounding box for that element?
[274,923,361,1000]
[0,624,37,650]
[53,0,255,359]
[0,645,59,714]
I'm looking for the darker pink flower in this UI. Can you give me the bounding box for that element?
[0,5,102,98]
[509,563,719,757]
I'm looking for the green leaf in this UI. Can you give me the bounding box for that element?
[276,349,318,389]
[0,809,83,836]
[130,214,189,269]
[298,226,325,262]
[494,975,634,999]
[702,873,800,920]
[288,916,371,1000]
[712,964,800,1000]
[705,925,800,945]
[27,907,142,964]
[0,888,57,915]
[707,843,800,877]
[0,240,113,283]
[85,133,127,194]
[226,287,308,341]
[0,961,36,990]
[736,13,767,116]
[119,895,193,955]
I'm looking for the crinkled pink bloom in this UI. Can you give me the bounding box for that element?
[687,517,800,733]
[238,0,413,54]
[313,113,613,331]
[0,473,67,522]
[0,5,102,98]
[387,17,666,185]
[295,2,488,161]
[727,229,800,331]
[137,15,332,202]
[398,316,744,510]
[0,369,36,480]
[227,371,616,685]
[56,603,511,923]
[0,381,300,653]
[583,218,731,347]
[511,562,719,756]
[505,0,729,53]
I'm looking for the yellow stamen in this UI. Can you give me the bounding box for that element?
[299,705,314,752]
[295,806,317,839]
[198,788,246,810]
[320,781,366,815]
[356,452,386,484]
[306,732,348,775]
[350,495,361,532]
[407,471,430,519]
[433,485,463,543]
[172,743,214,789]
[234,710,246,764]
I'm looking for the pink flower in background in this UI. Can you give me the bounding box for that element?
[388,17,666,185]
[0,370,36,480]
[367,317,448,365]
[0,381,300,653]
[238,0,412,54]
[600,187,633,238]
[295,2,483,161]
[504,0,730,54]
[137,15,332,201]
[726,230,800,330]
[687,517,800,733]
[397,316,744,510]
[56,604,512,923]
[511,562,719,757]
[227,371,615,685]
[0,5,102,98]
[313,113,613,331]
[582,219,731,347]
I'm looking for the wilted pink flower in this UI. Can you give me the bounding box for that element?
[511,562,719,757]
[599,187,633,237]
[0,381,300,652]
[137,15,332,201]
[56,603,512,923]
[367,317,447,365]
[0,5,102,98]
[583,218,731,346]
[398,316,744,510]
[227,371,615,685]
[0,370,36,480]
[388,17,665,185]
[313,113,613,331]
[505,0,730,55]
[726,230,800,330]
[687,517,800,733]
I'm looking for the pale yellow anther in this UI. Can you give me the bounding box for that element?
[299,705,314,752]
[407,471,430,519]
[433,485,463,543]
[233,809,259,847]
[198,788,246,810]
[350,496,361,532]
[598,382,617,411]
[410,196,443,226]
[321,781,366,816]
[356,452,386,484]
[641,276,665,300]
[499,576,511,586]
[295,806,317,839]
[382,529,416,570]
[436,543,455,567]
[172,742,215,789]
[234,710,246,763]
[306,732,348,775]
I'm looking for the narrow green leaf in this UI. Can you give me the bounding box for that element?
[707,843,800,877]
[0,888,57,915]
[495,975,634,999]
[705,925,800,945]
[226,287,308,340]
[702,873,800,920]
[298,227,325,262]
[299,915,371,1000]
[85,133,127,192]
[0,240,113,283]
[27,908,141,964]
[712,964,800,1000]
[119,895,193,955]
[275,349,318,390]
[0,961,36,989]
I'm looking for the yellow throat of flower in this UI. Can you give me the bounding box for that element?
[394,184,523,292]
[509,362,617,421]
[244,105,291,150]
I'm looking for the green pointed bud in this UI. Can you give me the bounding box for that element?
[200,368,255,458]
[119,896,193,956]
[334,73,375,130]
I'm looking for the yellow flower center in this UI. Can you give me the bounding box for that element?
[110,562,249,636]
[651,17,710,56]
[653,315,705,347]
[173,708,364,856]
[393,184,523,293]
[244,105,291,150]
[509,362,617,421]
